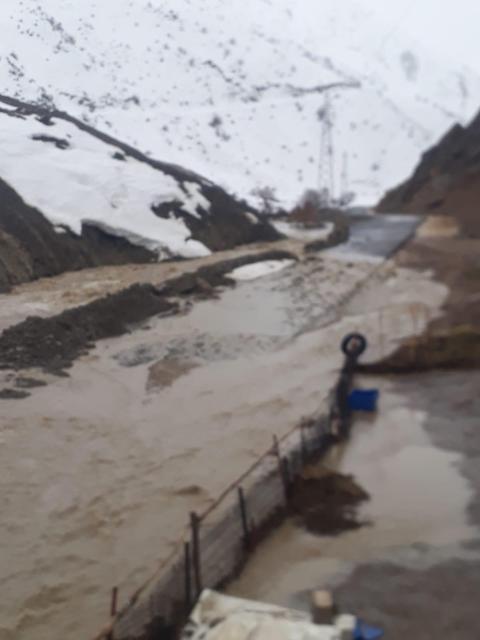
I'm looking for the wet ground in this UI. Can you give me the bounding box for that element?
[0,214,434,640]
[335,370,480,639]
[228,371,480,638]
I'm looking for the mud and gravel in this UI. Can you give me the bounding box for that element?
[14,376,47,389]
[290,469,369,535]
[0,387,29,399]
[0,250,296,377]
[0,284,177,375]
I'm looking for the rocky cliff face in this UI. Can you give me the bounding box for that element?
[378,109,480,237]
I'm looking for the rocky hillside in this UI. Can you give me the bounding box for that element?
[378,109,480,237]
[0,96,279,292]
[2,0,480,207]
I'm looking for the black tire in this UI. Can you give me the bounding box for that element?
[341,332,367,358]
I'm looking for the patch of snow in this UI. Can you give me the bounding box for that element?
[229,259,295,281]
[244,212,259,224]
[0,113,211,259]
[273,221,335,241]
[180,182,211,219]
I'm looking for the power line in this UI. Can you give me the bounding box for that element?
[377,0,419,54]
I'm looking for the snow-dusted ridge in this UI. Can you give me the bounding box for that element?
[2,0,480,208]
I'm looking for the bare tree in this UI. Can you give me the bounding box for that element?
[252,186,279,214]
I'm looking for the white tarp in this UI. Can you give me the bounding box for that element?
[183,591,342,640]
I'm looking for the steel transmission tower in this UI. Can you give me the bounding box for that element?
[317,93,335,206]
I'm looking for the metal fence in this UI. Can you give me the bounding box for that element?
[106,395,340,640]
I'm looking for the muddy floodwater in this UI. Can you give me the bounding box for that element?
[2,215,444,640]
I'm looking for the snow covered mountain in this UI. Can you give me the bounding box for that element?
[2,0,480,212]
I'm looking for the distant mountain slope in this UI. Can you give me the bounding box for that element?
[0,98,278,291]
[2,0,480,206]
[378,109,480,238]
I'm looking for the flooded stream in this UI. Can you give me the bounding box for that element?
[1,215,445,640]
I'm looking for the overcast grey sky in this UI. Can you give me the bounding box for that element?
[362,0,480,66]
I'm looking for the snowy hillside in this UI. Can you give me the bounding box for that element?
[0,104,211,259]
[2,0,480,209]
[0,97,280,291]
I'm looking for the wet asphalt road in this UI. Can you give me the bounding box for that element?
[332,213,420,260]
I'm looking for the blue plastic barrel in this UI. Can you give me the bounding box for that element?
[347,389,379,412]
[354,620,384,639]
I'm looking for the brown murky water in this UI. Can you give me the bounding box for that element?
[0,239,304,334]
[0,246,447,639]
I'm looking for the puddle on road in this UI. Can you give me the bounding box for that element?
[229,376,475,609]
